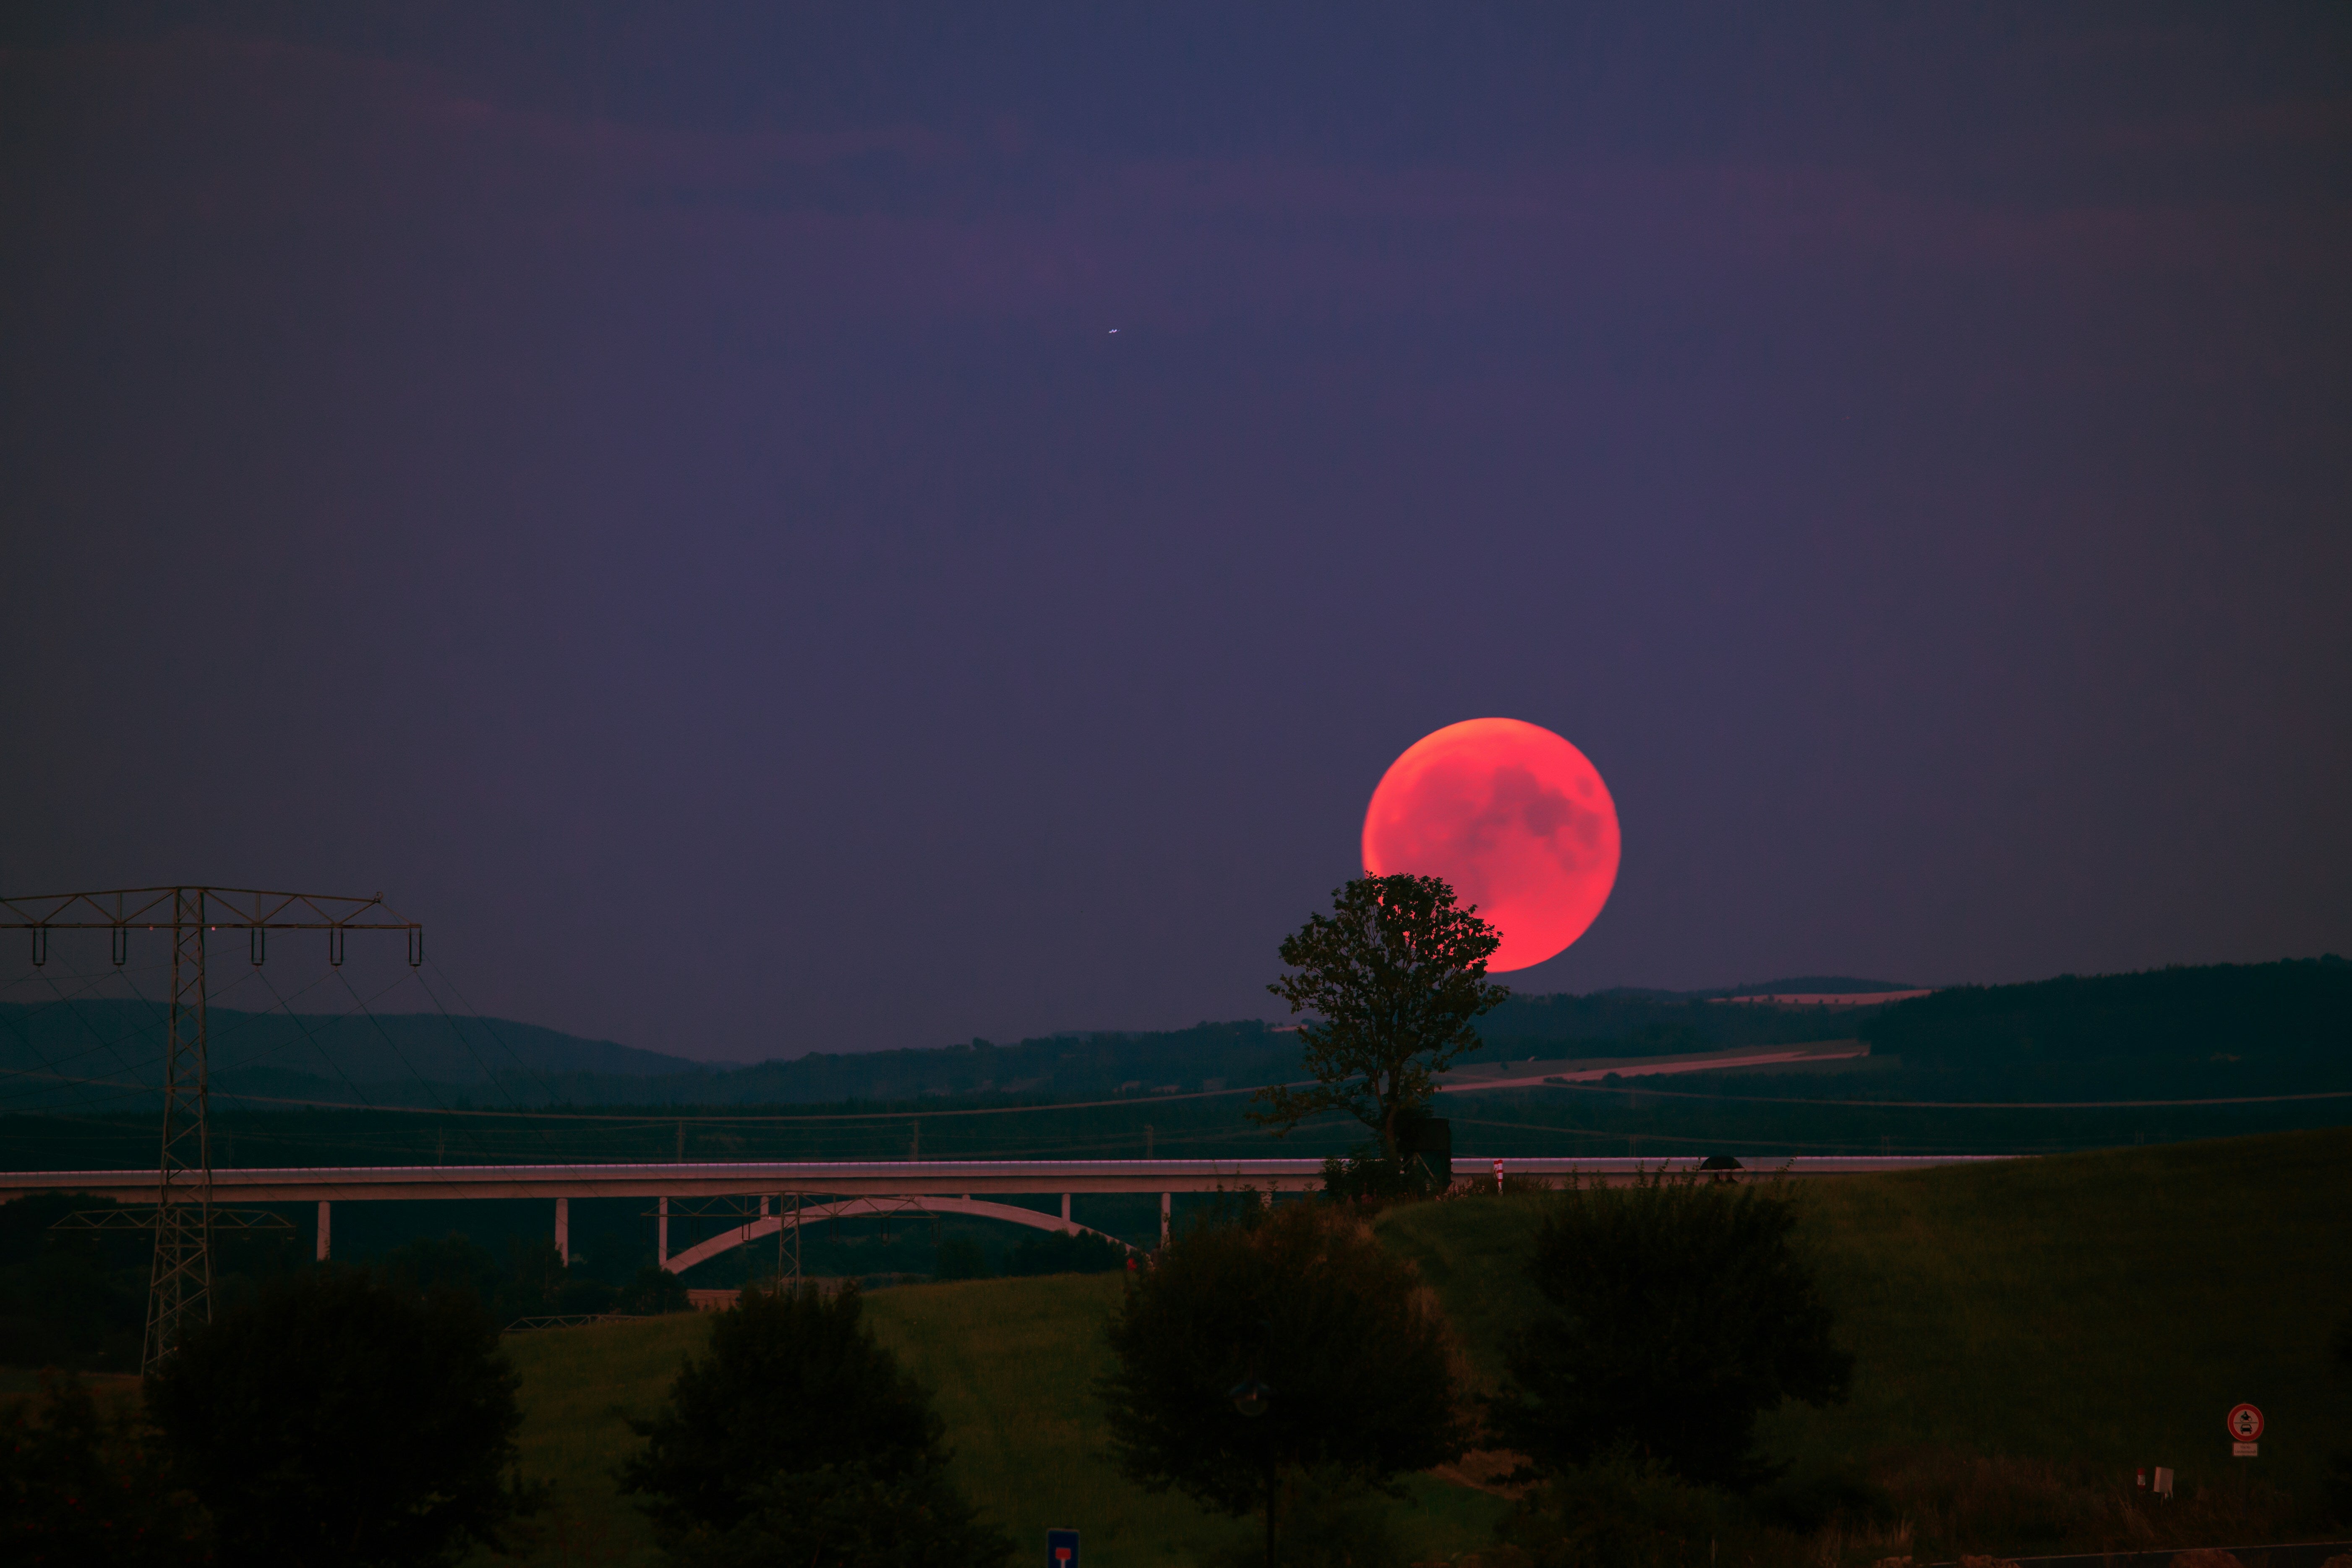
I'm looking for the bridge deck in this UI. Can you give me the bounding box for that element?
[0,1153,2016,1204]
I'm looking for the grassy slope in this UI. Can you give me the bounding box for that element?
[486,1130,2352,1564]
[483,1274,1507,1568]
[487,1313,710,1568]
[1378,1128,2352,1506]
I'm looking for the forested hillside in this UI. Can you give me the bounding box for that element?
[3,959,2343,1118]
[1861,957,2350,1068]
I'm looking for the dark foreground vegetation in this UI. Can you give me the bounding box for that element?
[617,1283,1009,1565]
[1102,1198,1465,1562]
[0,1197,688,1373]
[5,1266,534,1568]
[4,1130,2350,1565]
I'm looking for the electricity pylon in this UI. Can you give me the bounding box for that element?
[1,886,422,1372]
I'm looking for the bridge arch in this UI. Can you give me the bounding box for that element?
[663,1195,1137,1275]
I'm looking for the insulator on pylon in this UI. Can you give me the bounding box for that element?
[30,928,45,967]
[250,927,266,967]
[328,926,345,967]
[111,926,127,965]
[407,927,423,968]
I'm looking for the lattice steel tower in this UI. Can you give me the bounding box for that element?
[2,886,421,1371]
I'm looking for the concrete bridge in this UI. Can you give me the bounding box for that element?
[0,1153,2017,1270]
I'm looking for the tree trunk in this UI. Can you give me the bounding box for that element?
[1264,1458,1278,1567]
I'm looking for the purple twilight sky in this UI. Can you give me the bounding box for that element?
[3,5,2347,1061]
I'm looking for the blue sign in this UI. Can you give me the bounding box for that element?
[1047,1527,1080,1567]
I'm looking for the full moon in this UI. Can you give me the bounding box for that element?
[1361,717,1621,972]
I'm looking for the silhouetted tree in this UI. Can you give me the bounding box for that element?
[144,1267,530,1567]
[1002,1229,1129,1277]
[380,1232,504,1303]
[1251,874,1508,1162]
[1492,1173,1851,1490]
[932,1235,991,1281]
[618,1263,692,1315]
[619,1282,1004,1561]
[0,1195,147,1372]
[1099,1201,1465,1563]
[0,1371,208,1567]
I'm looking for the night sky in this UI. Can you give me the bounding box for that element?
[4,5,2347,1061]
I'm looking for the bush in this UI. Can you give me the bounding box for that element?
[1492,1450,1760,1568]
[488,1240,620,1320]
[1320,1153,1446,1205]
[379,1233,504,1304]
[0,1195,146,1372]
[144,1266,530,1568]
[660,1461,1010,1566]
[0,1372,209,1567]
[1098,1202,1464,1557]
[1491,1173,1851,1492]
[1197,1465,1413,1568]
[619,1281,997,1557]
[618,1264,693,1315]
[1002,1228,1129,1277]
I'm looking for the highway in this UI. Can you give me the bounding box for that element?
[0,1151,2013,1205]
[1437,1039,1873,1093]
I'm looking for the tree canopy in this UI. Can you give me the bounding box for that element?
[144,1265,529,1568]
[0,1372,207,1567]
[1099,1201,1465,1558]
[619,1281,1005,1563]
[1491,1174,1852,1490]
[1253,874,1508,1160]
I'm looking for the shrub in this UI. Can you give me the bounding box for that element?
[0,1195,146,1372]
[1198,1465,1413,1568]
[1491,1173,1851,1492]
[659,1461,1011,1566]
[0,1372,209,1567]
[619,1281,994,1556]
[1099,1201,1464,1559]
[1492,1449,1761,1568]
[1320,1153,1445,1205]
[1002,1228,1129,1277]
[617,1264,693,1315]
[144,1266,530,1568]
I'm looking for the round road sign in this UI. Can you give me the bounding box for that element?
[2227,1404,2264,1441]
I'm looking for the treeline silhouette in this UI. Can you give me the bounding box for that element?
[1862,956,2349,1067]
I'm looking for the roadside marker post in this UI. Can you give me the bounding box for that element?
[2227,1403,2263,1459]
[1048,1526,1079,1566]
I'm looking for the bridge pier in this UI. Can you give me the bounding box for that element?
[317,1200,331,1261]
[657,1196,668,1269]
[555,1197,569,1265]
[1161,1191,1169,1243]
[1060,1192,1071,1230]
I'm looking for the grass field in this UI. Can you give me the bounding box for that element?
[1380,1127,2352,1512]
[478,1274,1510,1568]
[461,1129,2352,1563]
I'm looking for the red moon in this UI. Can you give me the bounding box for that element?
[1361,717,1620,972]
